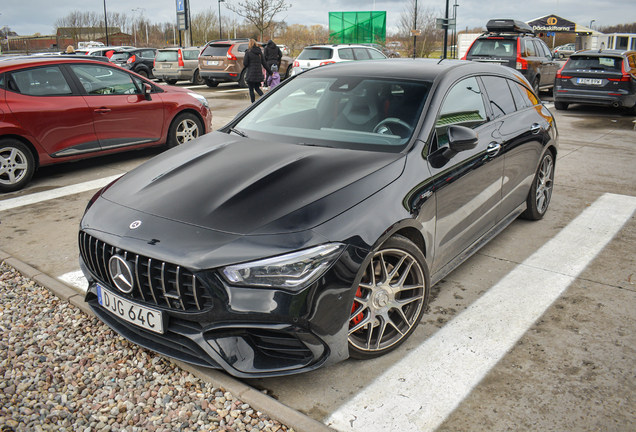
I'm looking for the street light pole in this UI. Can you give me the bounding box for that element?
[590,19,595,30]
[218,0,225,39]
[103,0,109,46]
[131,9,137,46]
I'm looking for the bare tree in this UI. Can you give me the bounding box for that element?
[226,0,291,41]
[398,0,442,58]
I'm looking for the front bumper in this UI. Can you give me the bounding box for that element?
[79,230,366,378]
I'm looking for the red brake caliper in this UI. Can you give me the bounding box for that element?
[350,286,364,328]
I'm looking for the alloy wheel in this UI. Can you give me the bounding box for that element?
[349,248,426,353]
[175,119,200,144]
[535,154,554,214]
[0,146,30,186]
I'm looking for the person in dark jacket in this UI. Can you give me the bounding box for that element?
[243,39,271,103]
[264,39,282,84]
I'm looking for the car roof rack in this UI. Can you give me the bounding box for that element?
[206,38,249,45]
[485,19,535,36]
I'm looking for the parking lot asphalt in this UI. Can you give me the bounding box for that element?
[1,83,636,431]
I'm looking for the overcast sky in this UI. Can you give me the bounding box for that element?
[2,0,633,36]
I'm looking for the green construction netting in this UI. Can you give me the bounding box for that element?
[329,12,386,44]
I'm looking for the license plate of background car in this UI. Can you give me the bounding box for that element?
[97,284,165,334]
[577,78,602,85]
[207,61,219,66]
[162,64,171,68]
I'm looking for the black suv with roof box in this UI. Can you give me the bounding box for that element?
[463,19,559,94]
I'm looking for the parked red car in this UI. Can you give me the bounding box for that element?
[0,56,212,192]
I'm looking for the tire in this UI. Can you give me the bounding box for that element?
[554,101,569,110]
[166,112,203,149]
[0,139,35,193]
[192,69,204,85]
[532,77,540,97]
[238,69,248,88]
[521,151,555,220]
[137,69,149,79]
[284,65,293,80]
[348,234,430,360]
[165,79,178,85]
[204,78,219,88]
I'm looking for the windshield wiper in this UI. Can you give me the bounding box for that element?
[228,128,248,138]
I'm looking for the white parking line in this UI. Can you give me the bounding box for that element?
[327,193,636,432]
[0,174,122,212]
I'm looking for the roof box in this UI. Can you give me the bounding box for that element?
[486,19,534,34]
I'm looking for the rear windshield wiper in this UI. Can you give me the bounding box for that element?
[228,128,248,138]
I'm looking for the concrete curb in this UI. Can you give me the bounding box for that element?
[0,249,335,432]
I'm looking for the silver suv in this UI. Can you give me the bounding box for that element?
[290,44,387,76]
[153,47,204,85]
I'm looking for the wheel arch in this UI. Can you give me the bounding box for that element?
[0,134,40,169]
[168,108,207,135]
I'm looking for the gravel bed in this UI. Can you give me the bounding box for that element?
[0,261,294,432]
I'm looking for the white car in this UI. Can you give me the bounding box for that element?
[74,46,135,57]
[290,44,387,76]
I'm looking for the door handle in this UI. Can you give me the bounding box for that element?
[486,142,501,157]
[530,123,541,134]
[94,108,111,114]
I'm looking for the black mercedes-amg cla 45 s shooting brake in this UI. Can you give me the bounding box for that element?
[79,59,558,378]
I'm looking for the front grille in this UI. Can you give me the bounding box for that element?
[79,231,212,312]
[247,329,314,361]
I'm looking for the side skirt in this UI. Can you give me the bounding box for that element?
[430,202,526,286]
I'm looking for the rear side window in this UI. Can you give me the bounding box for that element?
[480,76,516,118]
[141,50,156,58]
[9,66,72,96]
[524,40,536,57]
[156,51,179,62]
[564,56,623,71]
[298,48,333,60]
[237,44,248,53]
[202,44,231,57]
[469,39,516,57]
[183,50,200,60]
[110,52,131,61]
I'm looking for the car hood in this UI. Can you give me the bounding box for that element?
[102,132,405,235]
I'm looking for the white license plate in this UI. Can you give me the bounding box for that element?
[207,61,219,66]
[162,64,171,68]
[577,78,602,85]
[97,284,165,334]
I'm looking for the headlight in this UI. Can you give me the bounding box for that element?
[188,92,209,108]
[221,243,345,290]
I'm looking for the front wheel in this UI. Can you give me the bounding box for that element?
[284,65,293,80]
[166,112,203,148]
[0,139,35,193]
[348,234,430,360]
[521,151,554,220]
[554,101,569,110]
[532,77,540,97]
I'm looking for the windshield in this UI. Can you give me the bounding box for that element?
[564,56,623,71]
[234,75,431,153]
[469,39,516,57]
[298,48,333,60]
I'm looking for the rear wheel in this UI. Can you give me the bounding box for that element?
[166,113,203,148]
[165,79,178,85]
[0,139,35,193]
[284,65,293,80]
[137,69,149,78]
[521,151,554,220]
[238,69,248,88]
[348,234,430,360]
[532,77,540,97]
[554,101,569,110]
[192,69,204,85]
[204,78,219,88]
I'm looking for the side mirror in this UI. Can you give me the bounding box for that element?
[443,125,478,159]
[143,83,152,101]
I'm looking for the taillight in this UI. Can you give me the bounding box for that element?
[293,60,299,68]
[178,49,184,67]
[227,45,237,61]
[319,61,336,66]
[127,55,135,64]
[462,39,477,60]
[608,60,632,81]
[516,39,527,70]
[556,65,572,79]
